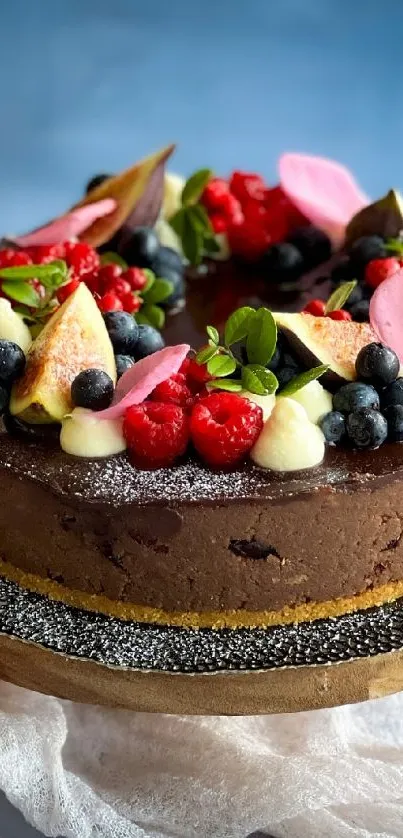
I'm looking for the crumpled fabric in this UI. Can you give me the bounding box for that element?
[1,679,403,838]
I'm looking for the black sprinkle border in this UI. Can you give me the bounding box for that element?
[1,576,403,672]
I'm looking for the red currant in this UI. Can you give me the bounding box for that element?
[328,309,352,321]
[120,292,141,313]
[303,299,326,316]
[56,278,81,304]
[98,291,123,312]
[365,257,400,289]
[123,267,148,291]
[98,263,122,293]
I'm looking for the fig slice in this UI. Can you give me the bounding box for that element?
[345,189,403,246]
[273,312,378,386]
[73,144,175,247]
[10,284,116,423]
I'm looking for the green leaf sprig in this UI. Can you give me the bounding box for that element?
[324,279,357,314]
[195,305,329,397]
[169,169,220,266]
[0,260,69,323]
[385,237,403,256]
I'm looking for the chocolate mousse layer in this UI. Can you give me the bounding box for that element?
[1,425,403,625]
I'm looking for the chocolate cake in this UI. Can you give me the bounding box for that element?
[1,147,403,651]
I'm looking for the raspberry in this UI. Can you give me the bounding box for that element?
[328,309,352,321]
[201,178,230,212]
[227,220,271,261]
[365,257,400,289]
[210,213,228,234]
[303,299,326,316]
[27,244,65,264]
[150,372,195,410]
[229,171,266,204]
[0,249,32,267]
[124,402,189,469]
[123,267,148,291]
[98,263,122,292]
[56,278,81,304]
[219,193,243,223]
[120,292,141,313]
[98,291,123,312]
[190,392,263,468]
[181,357,212,386]
[63,241,100,279]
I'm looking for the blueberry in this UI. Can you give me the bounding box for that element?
[277,366,298,389]
[343,282,364,309]
[355,342,399,387]
[349,235,387,267]
[319,410,346,444]
[103,311,139,355]
[331,258,354,286]
[85,173,112,194]
[115,354,134,380]
[71,369,114,411]
[282,352,300,371]
[381,378,403,409]
[288,226,332,269]
[0,384,9,415]
[263,242,304,283]
[267,345,282,372]
[121,226,160,268]
[350,299,370,322]
[0,340,25,384]
[384,404,403,441]
[346,407,387,449]
[152,246,184,277]
[133,324,165,359]
[157,267,186,308]
[333,382,380,413]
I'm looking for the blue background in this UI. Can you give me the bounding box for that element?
[0,0,402,835]
[2,0,403,236]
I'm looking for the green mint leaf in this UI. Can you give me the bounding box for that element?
[181,212,203,265]
[181,169,213,206]
[385,238,403,256]
[136,304,165,330]
[169,207,187,238]
[188,203,210,232]
[207,354,237,378]
[1,281,41,307]
[143,278,173,304]
[13,305,37,323]
[245,307,277,365]
[279,364,329,396]
[141,269,155,295]
[242,364,278,396]
[0,262,63,281]
[100,251,129,269]
[208,379,243,392]
[203,235,221,254]
[224,306,255,346]
[196,345,218,365]
[206,325,219,345]
[325,281,357,314]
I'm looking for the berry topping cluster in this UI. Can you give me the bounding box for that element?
[320,343,402,449]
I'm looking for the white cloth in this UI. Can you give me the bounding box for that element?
[1,680,403,838]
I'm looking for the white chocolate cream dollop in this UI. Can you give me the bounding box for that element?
[240,390,276,421]
[0,299,32,353]
[60,408,126,458]
[250,397,325,472]
[287,379,332,424]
